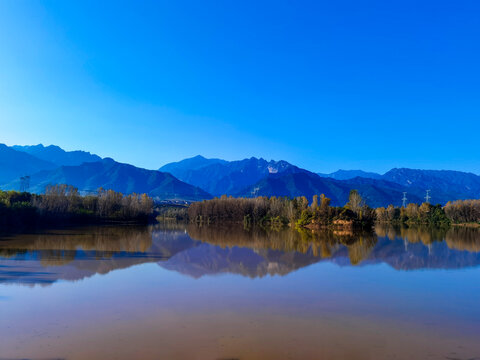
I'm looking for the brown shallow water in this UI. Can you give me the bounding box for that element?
[1,224,480,359]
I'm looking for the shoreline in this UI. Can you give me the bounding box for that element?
[451,222,480,228]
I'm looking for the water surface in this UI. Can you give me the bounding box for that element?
[1,224,479,359]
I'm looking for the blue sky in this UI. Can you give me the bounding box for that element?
[0,0,479,173]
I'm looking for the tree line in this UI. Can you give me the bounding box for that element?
[376,199,480,226]
[187,192,480,229]
[444,199,480,224]
[375,203,450,226]
[0,184,154,230]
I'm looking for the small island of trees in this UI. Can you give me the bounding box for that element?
[188,190,376,229]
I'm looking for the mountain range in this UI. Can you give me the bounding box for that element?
[0,145,209,201]
[160,156,308,196]
[0,144,57,185]
[160,155,480,206]
[1,144,479,206]
[12,144,101,166]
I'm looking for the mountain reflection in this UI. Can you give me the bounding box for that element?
[0,224,479,285]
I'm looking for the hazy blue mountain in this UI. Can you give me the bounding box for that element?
[343,177,424,206]
[2,158,211,201]
[318,169,382,180]
[237,172,347,204]
[237,172,423,207]
[382,168,480,204]
[160,156,308,196]
[0,144,57,185]
[12,144,102,166]
[315,168,480,204]
[159,155,227,181]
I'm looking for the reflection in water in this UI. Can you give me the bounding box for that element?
[373,225,480,270]
[0,225,196,285]
[186,225,379,270]
[446,226,480,252]
[188,224,378,261]
[375,224,480,252]
[0,224,479,285]
[1,224,480,360]
[0,226,153,265]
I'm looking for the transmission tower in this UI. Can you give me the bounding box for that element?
[402,192,407,208]
[425,189,431,204]
[20,176,30,192]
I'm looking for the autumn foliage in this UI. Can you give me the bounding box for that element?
[0,185,154,230]
[187,190,376,229]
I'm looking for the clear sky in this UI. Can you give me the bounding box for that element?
[0,0,479,174]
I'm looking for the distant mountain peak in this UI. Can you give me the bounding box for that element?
[11,143,102,167]
[191,154,207,160]
[318,169,382,181]
[0,144,57,185]
[159,155,308,196]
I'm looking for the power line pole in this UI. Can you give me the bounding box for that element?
[425,189,431,204]
[402,192,407,208]
[25,176,30,192]
[20,177,25,192]
[19,176,30,192]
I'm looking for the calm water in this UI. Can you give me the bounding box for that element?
[1,224,480,360]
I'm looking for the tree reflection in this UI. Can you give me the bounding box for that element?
[187,224,378,266]
[375,225,448,245]
[375,224,480,253]
[445,227,480,252]
[0,225,154,266]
